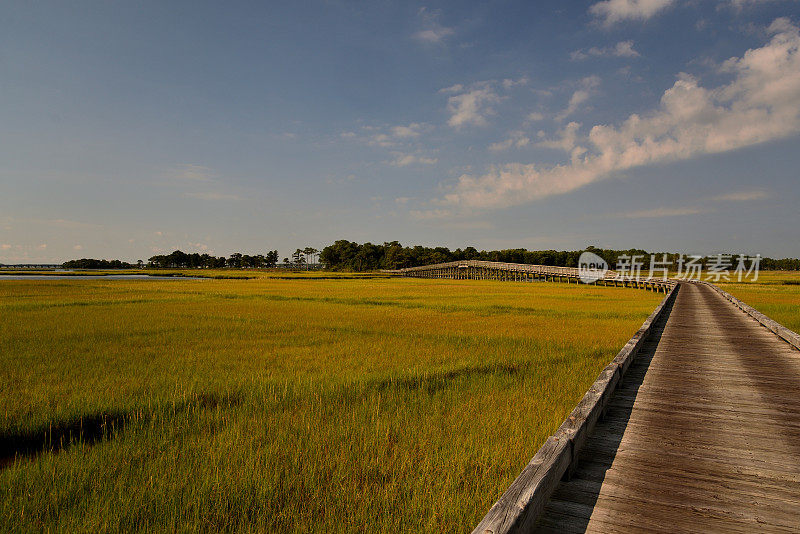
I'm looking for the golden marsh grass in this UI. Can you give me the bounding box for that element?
[0,274,663,532]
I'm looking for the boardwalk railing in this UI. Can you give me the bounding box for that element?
[697,281,800,350]
[471,283,680,534]
[400,260,675,292]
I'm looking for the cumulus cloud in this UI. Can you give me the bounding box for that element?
[443,78,530,129]
[589,0,674,26]
[556,76,601,121]
[391,123,425,138]
[489,130,531,152]
[368,133,395,148]
[390,153,438,166]
[502,76,529,89]
[445,83,502,129]
[571,40,641,60]
[349,122,431,148]
[439,83,464,94]
[414,27,454,43]
[728,0,796,11]
[538,121,583,151]
[413,7,454,44]
[432,20,800,211]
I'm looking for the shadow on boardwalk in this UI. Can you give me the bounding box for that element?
[539,293,676,532]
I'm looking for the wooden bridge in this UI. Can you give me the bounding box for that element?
[400,260,674,293]
[398,261,800,532]
[0,263,62,269]
[529,282,800,533]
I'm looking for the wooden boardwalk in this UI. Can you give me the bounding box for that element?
[400,260,674,292]
[534,282,800,533]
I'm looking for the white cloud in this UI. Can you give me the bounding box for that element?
[556,76,600,121]
[359,122,431,148]
[571,40,641,60]
[613,189,769,218]
[589,0,674,26]
[391,123,425,138]
[728,0,796,11]
[446,83,502,129]
[538,121,583,151]
[616,206,707,218]
[489,130,531,152]
[165,164,216,181]
[414,28,455,43]
[73,244,83,251]
[439,83,464,94]
[390,153,438,167]
[711,190,769,202]
[527,112,545,122]
[431,20,800,211]
[502,76,529,89]
[368,133,395,148]
[413,8,454,44]
[767,16,798,35]
[38,244,47,250]
[1,244,11,250]
[614,40,641,57]
[557,91,591,120]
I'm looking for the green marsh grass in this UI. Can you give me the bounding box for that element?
[1,274,662,532]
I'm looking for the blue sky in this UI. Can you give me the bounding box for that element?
[2,0,800,263]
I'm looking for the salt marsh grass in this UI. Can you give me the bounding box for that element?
[0,274,662,532]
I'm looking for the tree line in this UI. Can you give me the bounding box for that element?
[147,250,280,268]
[62,258,137,269]
[61,242,800,271]
[319,241,655,271]
[319,240,800,271]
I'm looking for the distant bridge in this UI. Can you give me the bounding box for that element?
[399,260,674,293]
[0,264,62,269]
